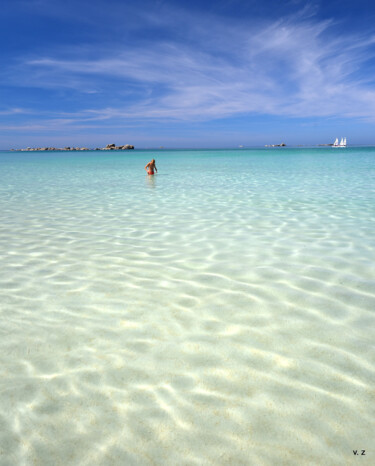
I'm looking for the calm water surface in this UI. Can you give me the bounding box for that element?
[0,147,374,465]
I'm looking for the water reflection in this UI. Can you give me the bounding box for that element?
[146,174,156,188]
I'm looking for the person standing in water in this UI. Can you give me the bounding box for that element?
[145,159,157,175]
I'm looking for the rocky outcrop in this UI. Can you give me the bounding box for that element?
[265,142,286,147]
[15,143,135,151]
[104,144,135,150]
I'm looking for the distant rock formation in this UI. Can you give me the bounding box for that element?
[104,144,134,150]
[13,143,135,152]
[265,142,286,147]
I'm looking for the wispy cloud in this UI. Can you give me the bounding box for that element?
[5,6,375,129]
[0,108,31,115]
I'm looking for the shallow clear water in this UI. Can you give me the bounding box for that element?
[0,147,374,465]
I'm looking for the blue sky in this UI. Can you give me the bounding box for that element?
[1,0,375,148]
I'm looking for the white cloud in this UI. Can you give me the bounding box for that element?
[7,8,375,126]
[0,108,30,115]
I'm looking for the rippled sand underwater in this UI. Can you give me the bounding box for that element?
[0,148,374,465]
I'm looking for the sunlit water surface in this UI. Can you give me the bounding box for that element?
[0,148,374,465]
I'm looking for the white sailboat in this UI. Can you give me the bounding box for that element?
[332,137,347,147]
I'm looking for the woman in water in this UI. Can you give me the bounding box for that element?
[145,159,157,175]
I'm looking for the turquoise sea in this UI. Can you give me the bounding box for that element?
[0,147,374,465]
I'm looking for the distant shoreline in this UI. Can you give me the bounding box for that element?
[10,143,134,152]
[5,144,375,152]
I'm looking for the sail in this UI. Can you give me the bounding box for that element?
[333,138,339,146]
[344,138,347,146]
[340,138,344,146]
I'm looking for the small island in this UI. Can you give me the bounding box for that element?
[265,142,286,147]
[12,143,135,152]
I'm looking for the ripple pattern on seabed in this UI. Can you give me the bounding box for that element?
[0,149,374,465]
